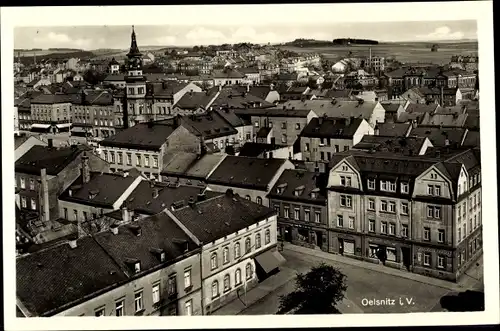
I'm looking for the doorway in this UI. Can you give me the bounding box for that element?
[401,247,411,270]
[338,238,344,255]
[316,231,323,249]
[284,226,293,242]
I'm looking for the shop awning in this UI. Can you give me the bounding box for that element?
[56,123,72,129]
[254,250,286,274]
[31,123,51,129]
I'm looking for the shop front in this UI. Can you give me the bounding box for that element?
[329,230,362,258]
[278,219,328,252]
[363,235,410,270]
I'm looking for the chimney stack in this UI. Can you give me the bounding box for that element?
[81,153,90,184]
[110,224,119,235]
[374,125,380,136]
[48,139,53,148]
[122,205,129,223]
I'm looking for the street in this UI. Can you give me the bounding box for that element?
[238,247,457,315]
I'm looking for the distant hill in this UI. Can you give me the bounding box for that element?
[332,38,379,45]
[284,39,333,47]
[16,50,96,65]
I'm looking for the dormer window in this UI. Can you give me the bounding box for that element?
[340,176,351,187]
[294,185,305,196]
[276,183,287,194]
[401,182,409,194]
[380,180,396,192]
[160,252,166,262]
[367,179,375,190]
[134,262,141,273]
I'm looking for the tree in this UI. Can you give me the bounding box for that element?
[82,69,107,85]
[277,263,347,314]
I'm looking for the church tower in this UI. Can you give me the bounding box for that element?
[124,26,147,127]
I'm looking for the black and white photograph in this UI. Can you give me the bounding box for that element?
[1,1,498,329]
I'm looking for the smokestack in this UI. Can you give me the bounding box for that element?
[47,139,53,148]
[81,153,90,184]
[40,168,50,222]
[440,86,444,107]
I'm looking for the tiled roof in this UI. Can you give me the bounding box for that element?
[234,107,311,118]
[300,117,363,139]
[464,115,480,130]
[256,127,272,138]
[324,89,353,99]
[283,99,378,119]
[462,130,480,148]
[59,172,139,208]
[104,74,125,81]
[99,120,180,150]
[15,145,90,176]
[30,93,73,104]
[354,135,427,156]
[208,155,286,190]
[174,91,215,110]
[16,236,127,316]
[268,169,327,205]
[180,111,238,140]
[72,90,114,106]
[405,103,440,114]
[419,113,468,127]
[380,103,401,113]
[238,142,287,157]
[409,127,467,147]
[376,122,411,137]
[215,108,250,127]
[172,193,276,243]
[410,87,458,96]
[162,152,226,180]
[212,69,246,79]
[211,89,274,109]
[126,181,222,215]
[93,212,199,275]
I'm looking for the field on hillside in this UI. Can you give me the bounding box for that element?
[15,49,79,57]
[279,41,478,65]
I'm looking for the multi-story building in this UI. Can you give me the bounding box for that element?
[268,169,329,251]
[401,87,462,107]
[16,212,203,316]
[168,190,283,314]
[71,90,116,140]
[300,116,374,163]
[365,55,385,72]
[326,148,481,281]
[207,155,295,207]
[30,93,74,134]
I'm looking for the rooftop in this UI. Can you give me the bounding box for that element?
[268,169,328,205]
[234,107,311,118]
[354,135,429,156]
[30,93,73,104]
[208,155,287,190]
[282,99,378,119]
[175,91,216,111]
[238,142,288,157]
[300,116,364,139]
[409,127,467,147]
[180,111,239,140]
[172,193,276,243]
[376,122,411,137]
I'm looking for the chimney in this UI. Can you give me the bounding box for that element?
[197,192,206,202]
[247,85,250,92]
[48,138,53,148]
[40,168,50,222]
[110,224,119,235]
[153,187,159,199]
[319,117,324,125]
[374,125,380,136]
[122,205,129,223]
[412,119,418,129]
[225,189,234,197]
[188,196,196,207]
[123,170,129,178]
[445,138,450,146]
[68,239,78,249]
[80,153,91,184]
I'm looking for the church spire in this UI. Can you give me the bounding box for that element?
[127,25,142,58]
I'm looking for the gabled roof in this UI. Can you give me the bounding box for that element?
[283,99,378,119]
[354,135,428,156]
[380,102,401,113]
[210,88,274,109]
[161,152,226,180]
[301,117,364,139]
[59,172,139,208]
[461,130,480,148]
[208,155,287,190]
[172,193,276,243]
[30,93,73,104]
[180,111,238,140]
[16,236,127,317]
[419,113,468,127]
[104,74,125,82]
[405,103,441,114]
[268,169,328,205]
[238,142,287,157]
[215,108,250,127]
[174,91,215,110]
[15,145,90,176]
[234,107,311,118]
[409,127,467,147]
[376,122,411,137]
[212,69,246,79]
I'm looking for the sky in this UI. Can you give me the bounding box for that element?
[14,21,477,50]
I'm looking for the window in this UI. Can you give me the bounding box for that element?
[438,229,445,243]
[281,134,287,143]
[256,196,263,205]
[144,155,150,167]
[136,154,142,167]
[320,152,325,160]
[294,208,300,220]
[474,215,477,229]
[284,206,289,218]
[401,202,409,215]
[305,143,310,152]
[367,179,375,190]
[401,224,408,238]
[127,153,132,165]
[185,300,192,316]
[381,222,387,234]
[423,253,431,266]
[210,253,218,270]
[245,237,251,253]
[389,201,396,213]
[281,122,287,129]
[304,209,310,222]
[152,283,161,304]
[314,211,321,223]
[152,156,159,168]
[424,227,430,241]
[234,242,241,259]
[223,274,231,292]
[340,195,352,208]
[73,209,78,221]
[223,247,230,264]
[246,263,253,279]
[29,178,35,190]
[427,185,434,195]
[20,177,25,189]
[340,176,351,187]
[348,216,355,229]
[335,145,339,152]
[110,151,115,163]
[30,198,37,210]
[115,300,124,316]
[212,280,219,298]
[134,291,143,312]
[437,256,445,269]
[95,307,105,317]
[435,186,441,196]
[381,200,388,212]
[245,195,251,201]
[368,199,375,211]
[235,269,242,285]
[295,123,301,130]
[458,227,462,241]
[344,146,349,152]
[117,152,123,165]
[184,269,192,289]
[389,223,395,235]
[369,219,375,232]
[337,215,344,227]
[255,233,261,249]
[401,182,409,194]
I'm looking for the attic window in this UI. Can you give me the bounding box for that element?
[294,185,306,196]
[134,262,141,273]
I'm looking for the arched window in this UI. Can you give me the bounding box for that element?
[255,233,261,249]
[245,195,251,201]
[211,280,219,298]
[265,229,271,245]
[256,197,263,205]
[223,247,230,264]
[245,237,251,253]
[246,263,253,280]
[235,268,242,285]
[223,274,231,292]
[234,242,241,259]
[210,252,218,270]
